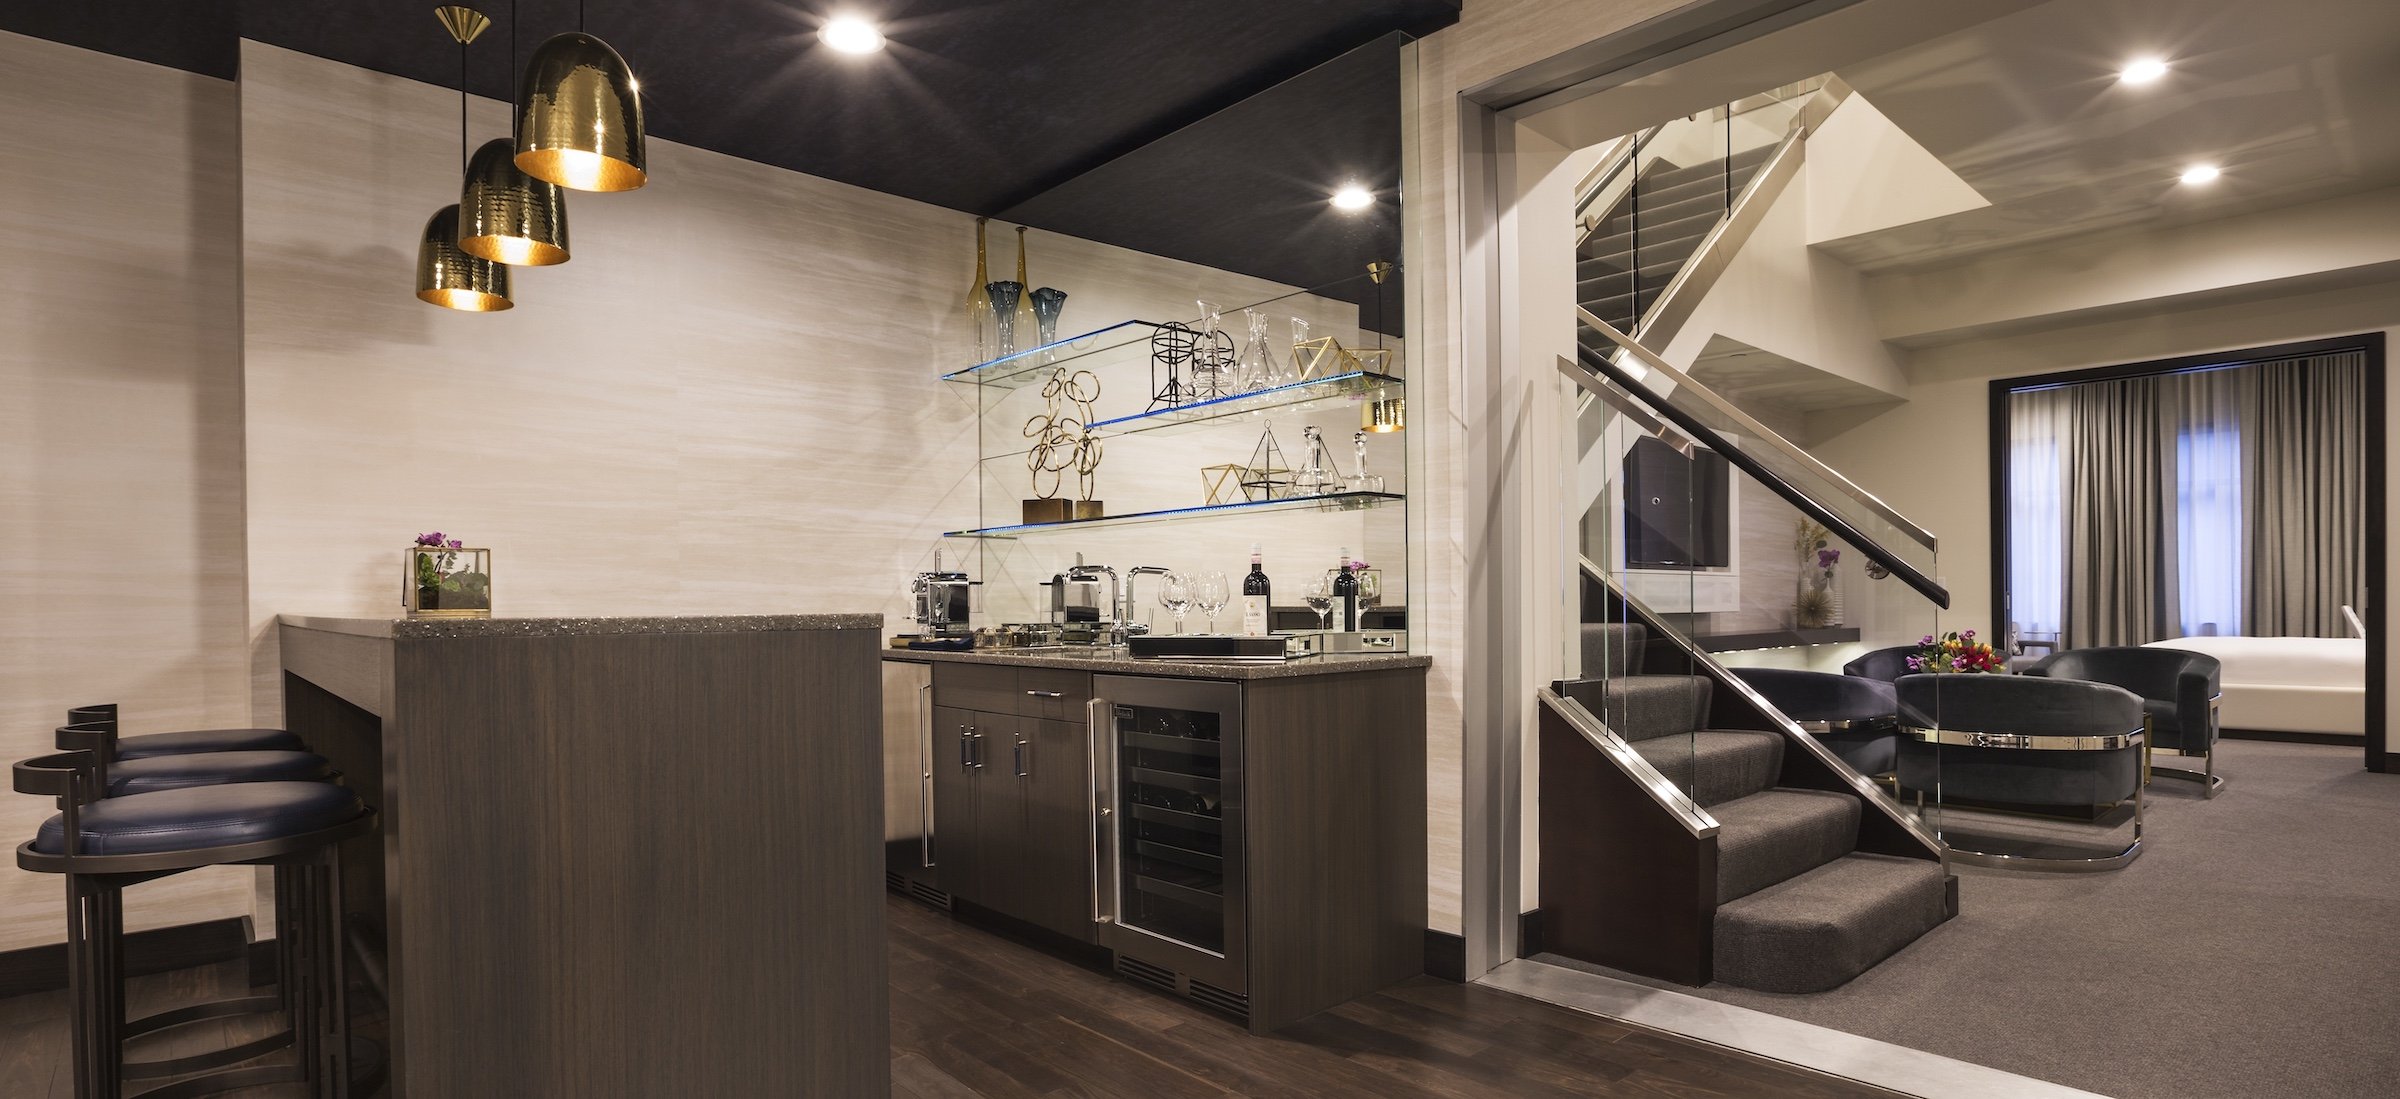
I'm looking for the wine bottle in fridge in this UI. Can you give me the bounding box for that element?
[1334,549,1358,632]
[1241,543,1272,636]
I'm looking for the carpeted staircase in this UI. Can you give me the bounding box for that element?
[1577,144,1773,336]
[1573,623,1949,993]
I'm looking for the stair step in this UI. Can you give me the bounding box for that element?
[1581,209,1722,262]
[1559,674,1713,742]
[1579,622,1650,679]
[1713,853,1951,993]
[1634,730,1784,807]
[1575,251,1700,299]
[1593,188,1734,242]
[1710,788,1858,903]
[1642,143,1774,190]
[1578,287,1666,329]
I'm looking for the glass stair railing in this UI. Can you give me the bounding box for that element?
[1574,79,1825,343]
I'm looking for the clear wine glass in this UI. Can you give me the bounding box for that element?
[1159,571,1194,634]
[1194,571,1230,634]
[1302,574,1335,631]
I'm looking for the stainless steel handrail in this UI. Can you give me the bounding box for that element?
[1576,311,1939,554]
[1538,686,1719,838]
[1578,559,1948,857]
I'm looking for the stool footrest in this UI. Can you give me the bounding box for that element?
[126,1061,305,1099]
[125,1027,291,1080]
[125,994,283,1038]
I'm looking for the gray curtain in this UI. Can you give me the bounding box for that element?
[2061,376,2168,647]
[2243,352,2369,636]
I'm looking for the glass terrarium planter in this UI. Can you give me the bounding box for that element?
[405,544,493,618]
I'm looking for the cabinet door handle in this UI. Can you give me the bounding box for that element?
[920,683,935,868]
[958,725,972,771]
[1024,689,1064,699]
[1014,738,1029,777]
[971,728,985,769]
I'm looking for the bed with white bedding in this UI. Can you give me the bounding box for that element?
[2142,636,2366,737]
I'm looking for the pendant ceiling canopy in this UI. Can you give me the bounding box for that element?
[514,31,647,192]
[461,137,570,265]
[416,204,513,311]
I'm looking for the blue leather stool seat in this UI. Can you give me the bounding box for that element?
[35,781,364,857]
[114,728,305,760]
[107,751,331,796]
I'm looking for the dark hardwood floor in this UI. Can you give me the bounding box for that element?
[0,897,1893,1097]
[889,896,1891,1099]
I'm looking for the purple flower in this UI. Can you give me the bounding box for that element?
[1816,549,1841,570]
[1905,656,1924,671]
[1920,635,1936,646]
[446,538,463,551]
[1961,629,1976,639]
[415,532,444,547]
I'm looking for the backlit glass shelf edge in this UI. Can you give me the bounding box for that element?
[940,320,1169,388]
[1085,372,1402,437]
[944,491,1405,539]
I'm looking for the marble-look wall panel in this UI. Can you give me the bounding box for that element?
[0,32,254,950]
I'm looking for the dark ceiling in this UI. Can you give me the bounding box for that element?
[4,1,1451,330]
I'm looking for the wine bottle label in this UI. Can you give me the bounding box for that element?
[1242,595,1269,636]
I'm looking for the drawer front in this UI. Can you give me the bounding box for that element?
[1016,668,1093,722]
[933,663,1018,715]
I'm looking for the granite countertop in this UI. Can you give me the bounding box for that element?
[882,645,1429,681]
[281,613,883,640]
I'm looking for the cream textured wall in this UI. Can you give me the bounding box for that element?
[0,33,254,951]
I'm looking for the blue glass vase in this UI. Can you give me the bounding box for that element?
[986,281,1024,358]
[1030,287,1067,361]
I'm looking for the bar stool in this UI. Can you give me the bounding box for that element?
[17,751,374,1098]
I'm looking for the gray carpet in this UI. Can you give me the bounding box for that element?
[1540,739,2400,1099]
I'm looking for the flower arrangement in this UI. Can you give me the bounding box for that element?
[406,531,491,617]
[1908,629,2004,674]
[1792,519,1840,628]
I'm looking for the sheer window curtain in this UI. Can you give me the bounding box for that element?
[2006,388,2070,639]
[2169,369,2245,637]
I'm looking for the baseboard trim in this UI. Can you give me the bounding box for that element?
[0,917,249,1000]
[2221,728,2362,747]
[1424,930,1465,982]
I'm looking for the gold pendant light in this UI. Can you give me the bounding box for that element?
[417,204,513,311]
[417,7,512,311]
[461,137,569,264]
[514,29,647,192]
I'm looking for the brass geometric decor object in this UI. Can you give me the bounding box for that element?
[1201,464,1247,506]
[1294,335,1367,381]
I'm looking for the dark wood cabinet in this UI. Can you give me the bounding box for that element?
[928,690,1095,943]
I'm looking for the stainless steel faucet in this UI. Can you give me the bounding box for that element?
[1119,566,1173,642]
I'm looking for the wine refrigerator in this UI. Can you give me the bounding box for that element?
[1090,675,1248,1013]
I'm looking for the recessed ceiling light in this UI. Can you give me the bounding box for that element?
[2179,164,2221,185]
[820,16,885,55]
[2120,57,2169,85]
[1330,185,1373,211]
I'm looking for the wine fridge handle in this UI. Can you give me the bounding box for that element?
[918,682,935,869]
[1087,697,1114,925]
[958,725,973,771]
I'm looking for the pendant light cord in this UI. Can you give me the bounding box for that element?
[458,37,468,176]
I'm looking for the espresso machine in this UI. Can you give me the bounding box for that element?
[909,551,974,648]
[1046,553,1116,646]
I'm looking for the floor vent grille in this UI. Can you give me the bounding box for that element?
[1187,980,1250,1021]
[906,881,953,910]
[1114,956,1177,993]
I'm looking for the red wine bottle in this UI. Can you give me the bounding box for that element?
[1241,543,1272,636]
[1334,548,1358,632]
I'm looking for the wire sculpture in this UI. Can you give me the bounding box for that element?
[1024,367,1103,503]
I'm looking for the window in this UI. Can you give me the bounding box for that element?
[2175,424,2242,636]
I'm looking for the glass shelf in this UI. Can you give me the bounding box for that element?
[940,320,1169,390]
[946,491,1405,539]
[1086,372,1401,437]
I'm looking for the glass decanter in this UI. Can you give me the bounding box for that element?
[1191,300,1228,399]
[1294,425,1337,495]
[1236,308,1275,393]
[1344,430,1385,493]
[1284,316,1312,385]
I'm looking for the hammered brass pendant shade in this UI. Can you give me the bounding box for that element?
[416,205,513,311]
[461,138,570,265]
[514,32,647,192]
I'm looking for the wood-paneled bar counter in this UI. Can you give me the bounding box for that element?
[278,614,887,1098]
